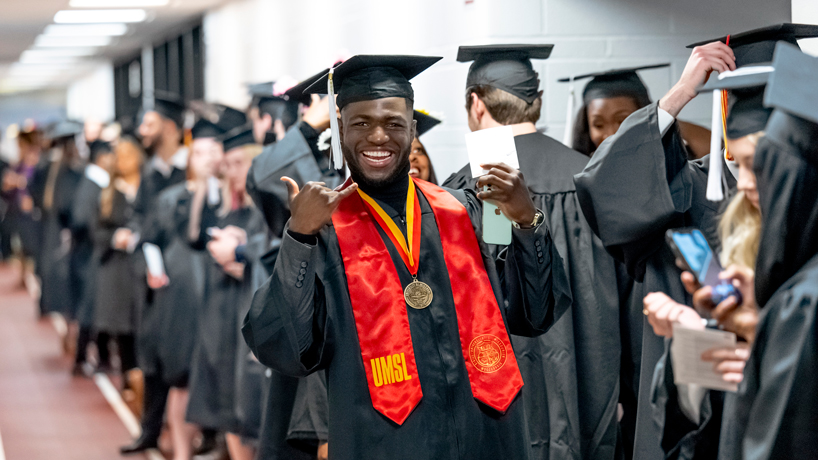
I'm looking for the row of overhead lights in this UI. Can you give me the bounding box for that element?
[4,0,169,92]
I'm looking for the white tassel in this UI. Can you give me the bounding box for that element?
[562,76,576,147]
[706,89,725,202]
[328,68,344,170]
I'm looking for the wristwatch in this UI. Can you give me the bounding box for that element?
[512,209,544,230]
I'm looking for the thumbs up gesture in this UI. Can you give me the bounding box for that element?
[282,176,358,235]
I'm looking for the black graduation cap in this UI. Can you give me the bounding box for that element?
[189,102,248,139]
[47,120,83,140]
[687,23,818,67]
[285,69,330,106]
[414,110,442,137]
[700,63,775,139]
[764,41,818,126]
[558,63,668,105]
[303,55,442,108]
[220,124,256,152]
[248,81,275,99]
[150,91,186,128]
[458,44,553,104]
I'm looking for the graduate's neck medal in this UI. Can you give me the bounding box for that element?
[358,178,433,309]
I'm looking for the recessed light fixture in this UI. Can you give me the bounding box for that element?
[54,9,147,24]
[35,36,113,48]
[43,24,129,36]
[69,0,168,6]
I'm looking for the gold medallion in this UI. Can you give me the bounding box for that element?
[404,280,433,309]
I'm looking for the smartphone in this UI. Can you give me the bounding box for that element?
[482,198,512,245]
[665,228,741,305]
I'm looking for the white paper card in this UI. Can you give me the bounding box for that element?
[465,125,519,178]
[671,324,738,392]
[142,242,166,278]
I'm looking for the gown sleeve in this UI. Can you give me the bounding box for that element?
[242,229,329,377]
[573,102,716,282]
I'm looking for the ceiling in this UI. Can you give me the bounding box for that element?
[0,0,233,94]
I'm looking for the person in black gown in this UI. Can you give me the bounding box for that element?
[717,41,818,460]
[243,54,570,460]
[186,121,266,460]
[70,140,116,374]
[443,44,622,460]
[573,23,818,460]
[94,137,145,383]
[409,110,440,184]
[560,64,712,160]
[244,68,341,460]
[119,93,190,455]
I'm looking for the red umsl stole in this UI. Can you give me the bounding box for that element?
[331,176,523,425]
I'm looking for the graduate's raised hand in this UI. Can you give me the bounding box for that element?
[660,41,736,117]
[713,265,759,344]
[302,94,332,132]
[475,162,537,227]
[282,176,358,235]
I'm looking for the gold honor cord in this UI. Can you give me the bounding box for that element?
[358,180,433,309]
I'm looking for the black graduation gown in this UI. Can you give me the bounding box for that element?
[573,102,733,459]
[138,183,205,387]
[130,163,186,368]
[186,205,266,432]
[70,175,104,328]
[718,111,818,460]
[33,162,82,318]
[245,122,342,460]
[94,189,138,334]
[243,185,571,460]
[443,132,622,460]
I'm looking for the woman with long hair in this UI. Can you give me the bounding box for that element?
[185,126,266,460]
[140,128,223,460]
[94,137,145,383]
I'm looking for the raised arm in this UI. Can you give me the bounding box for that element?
[242,179,357,377]
[470,163,571,336]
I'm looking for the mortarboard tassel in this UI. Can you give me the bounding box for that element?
[328,68,344,170]
[706,88,725,202]
[562,76,576,147]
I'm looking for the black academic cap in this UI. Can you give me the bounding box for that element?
[285,68,330,106]
[149,91,186,128]
[414,110,442,137]
[764,41,818,126]
[220,124,256,151]
[248,81,275,98]
[189,102,247,139]
[47,120,83,140]
[304,55,442,108]
[190,119,222,139]
[458,44,553,104]
[687,23,818,67]
[558,63,668,105]
[700,63,775,138]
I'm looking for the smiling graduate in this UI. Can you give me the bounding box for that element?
[242,54,571,460]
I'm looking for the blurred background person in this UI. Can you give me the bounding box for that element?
[94,137,145,392]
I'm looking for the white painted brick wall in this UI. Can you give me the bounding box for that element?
[205,0,791,179]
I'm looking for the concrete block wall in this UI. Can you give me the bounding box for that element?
[205,0,791,179]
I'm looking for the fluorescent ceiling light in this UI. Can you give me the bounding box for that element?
[19,49,95,64]
[35,36,112,48]
[54,9,147,24]
[44,24,129,36]
[69,0,168,6]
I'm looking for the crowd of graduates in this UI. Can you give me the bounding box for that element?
[0,20,817,460]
